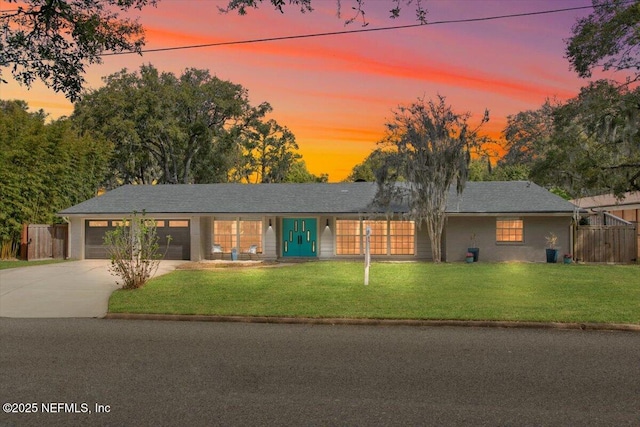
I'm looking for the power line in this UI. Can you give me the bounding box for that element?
[102,3,599,57]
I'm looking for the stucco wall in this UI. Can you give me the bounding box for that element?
[191,216,208,262]
[319,216,334,259]
[444,215,573,262]
[263,216,277,260]
[201,216,212,259]
[415,225,432,261]
[68,216,84,260]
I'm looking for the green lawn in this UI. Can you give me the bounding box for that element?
[0,259,68,270]
[108,262,640,324]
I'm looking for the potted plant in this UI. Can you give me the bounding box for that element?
[545,232,559,263]
[563,253,572,264]
[467,233,479,262]
[465,252,475,263]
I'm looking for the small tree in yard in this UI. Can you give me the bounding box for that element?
[104,212,170,289]
[376,96,488,262]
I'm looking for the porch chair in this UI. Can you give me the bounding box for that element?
[211,244,223,260]
[244,244,258,260]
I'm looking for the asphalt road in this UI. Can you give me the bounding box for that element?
[0,319,638,426]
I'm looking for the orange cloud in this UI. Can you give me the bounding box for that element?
[143,26,226,48]
[191,32,577,103]
[294,124,383,144]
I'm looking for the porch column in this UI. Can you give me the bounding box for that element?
[189,216,202,261]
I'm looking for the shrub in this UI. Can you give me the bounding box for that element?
[103,212,171,289]
[0,237,19,260]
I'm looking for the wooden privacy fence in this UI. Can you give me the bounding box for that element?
[574,225,637,264]
[20,224,68,261]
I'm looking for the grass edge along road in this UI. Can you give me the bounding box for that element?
[108,262,640,325]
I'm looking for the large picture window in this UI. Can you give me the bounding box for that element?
[390,220,415,255]
[363,220,388,255]
[213,220,237,252]
[496,218,524,243]
[336,219,415,256]
[238,220,262,252]
[213,219,262,253]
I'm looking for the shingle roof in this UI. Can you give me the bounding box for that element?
[59,181,577,216]
[59,183,379,215]
[446,181,577,214]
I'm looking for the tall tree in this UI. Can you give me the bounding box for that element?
[0,100,110,247]
[566,0,640,81]
[376,96,488,262]
[500,100,556,168]
[233,118,301,183]
[1,0,157,101]
[531,80,640,196]
[72,65,269,186]
[497,81,639,197]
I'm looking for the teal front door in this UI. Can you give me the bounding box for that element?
[282,218,317,257]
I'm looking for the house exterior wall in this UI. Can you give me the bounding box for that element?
[319,216,334,259]
[444,215,573,262]
[68,216,84,260]
[415,225,432,261]
[263,216,277,260]
[189,216,201,261]
[201,216,212,260]
[67,213,572,263]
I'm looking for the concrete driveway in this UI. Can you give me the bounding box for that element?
[0,260,183,318]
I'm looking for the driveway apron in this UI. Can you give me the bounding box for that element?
[0,260,181,318]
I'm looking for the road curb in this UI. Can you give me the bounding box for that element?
[104,313,640,332]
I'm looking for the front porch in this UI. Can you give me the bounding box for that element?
[202,215,335,262]
[199,215,428,262]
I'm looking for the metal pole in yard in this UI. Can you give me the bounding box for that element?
[364,226,371,286]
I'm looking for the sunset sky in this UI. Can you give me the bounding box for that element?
[0,0,622,181]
